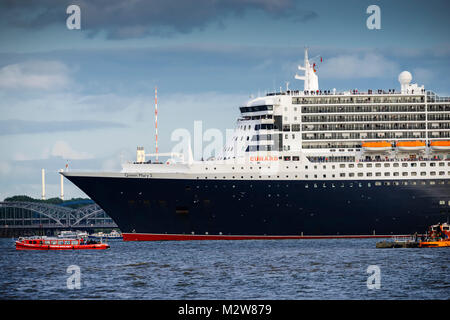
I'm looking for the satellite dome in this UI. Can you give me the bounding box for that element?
[398,71,412,85]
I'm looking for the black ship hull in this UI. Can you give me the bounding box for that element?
[65,175,450,240]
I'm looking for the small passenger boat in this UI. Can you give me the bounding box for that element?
[89,229,123,240]
[57,230,89,238]
[15,236,110,250]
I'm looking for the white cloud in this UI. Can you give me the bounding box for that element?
[0,60,71,90]
[412,67,433,85]
[0,161,11,176]
[319,53,399,79]
[50,140,93,160]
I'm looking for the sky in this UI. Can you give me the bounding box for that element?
[0,0,449,200]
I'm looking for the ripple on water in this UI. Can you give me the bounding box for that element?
[0,238,449,299]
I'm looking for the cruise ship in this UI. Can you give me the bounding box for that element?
[63,49,450,241]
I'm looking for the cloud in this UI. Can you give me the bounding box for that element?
[412,67,433,85]
[50,140,93,160]
[0,161,11,176]
[0,119,127,135]
[0,60,71,90]
[0,0,318,39]
[318,53,399,79]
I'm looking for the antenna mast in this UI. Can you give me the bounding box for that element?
[155,86,158,163]
[294,47,319,92]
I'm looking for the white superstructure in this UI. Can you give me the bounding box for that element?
[121,48,450,183]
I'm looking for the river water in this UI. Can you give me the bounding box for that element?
[0,238,448,299]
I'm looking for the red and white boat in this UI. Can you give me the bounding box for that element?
[15,236,110,250]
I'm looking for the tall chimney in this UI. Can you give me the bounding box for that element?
[60,169,64,200]
[41,169,46,200]
[155,86,158,163]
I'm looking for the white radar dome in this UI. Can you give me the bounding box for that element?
[398,71,412,85]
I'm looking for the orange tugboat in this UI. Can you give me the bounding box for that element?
[419,222,450,248]
[15,236,110,250]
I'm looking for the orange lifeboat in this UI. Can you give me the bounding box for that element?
[430,140,450,151]
[362,141,392,152]
[397,140,426,152]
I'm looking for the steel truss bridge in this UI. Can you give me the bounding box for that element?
[0,201,117,234]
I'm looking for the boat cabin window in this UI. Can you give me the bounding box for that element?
[58,241,64,245]
[51,241,57,245]
[64,241,71,245]
[44,241,50,245]
[71,241,78,245]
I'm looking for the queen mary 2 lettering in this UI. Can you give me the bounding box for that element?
[63,49,450,241]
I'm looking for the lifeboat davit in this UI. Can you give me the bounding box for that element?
[362,141,392,152]
[430,140,450,151]
[397,141,426,152]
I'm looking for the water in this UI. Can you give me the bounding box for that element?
[0,238,448,299]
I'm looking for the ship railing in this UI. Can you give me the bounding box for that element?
[426,91,450,102]
[269,89,427,97]
[392,236,417,243]
[357,157,447,162]
[306,157,448,163]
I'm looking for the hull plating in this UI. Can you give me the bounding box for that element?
[65,176,450,240]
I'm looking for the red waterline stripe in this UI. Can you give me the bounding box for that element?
[123,233,411,241]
